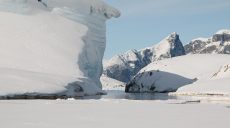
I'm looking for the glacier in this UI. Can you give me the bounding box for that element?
[0,0,120,98]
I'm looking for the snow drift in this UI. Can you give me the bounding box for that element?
[174,60,230,95]
[0,0,120,97]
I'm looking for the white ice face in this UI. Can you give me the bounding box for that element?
[48,0,120,88]
[0,0,120,96]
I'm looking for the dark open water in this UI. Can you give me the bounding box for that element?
[82,90,178,100]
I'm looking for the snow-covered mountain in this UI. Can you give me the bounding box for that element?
[103,32,185,82]
[0,0,119,98]
[125,54,230,95]
[185,29,230,54]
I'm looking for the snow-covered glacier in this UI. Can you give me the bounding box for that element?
[0,0,120,98]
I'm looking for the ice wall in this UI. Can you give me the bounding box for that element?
[47,0,120,89]
[0,0,120,96]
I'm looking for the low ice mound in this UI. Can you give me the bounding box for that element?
[0,0,120,98]
[126,54,230,93]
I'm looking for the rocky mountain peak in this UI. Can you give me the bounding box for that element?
[104,32,185,82]
[155,32,185,59]
[212,29,230,43]
[185,29,230,54]
[168,32,178,38]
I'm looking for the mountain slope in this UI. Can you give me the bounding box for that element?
[104,32,185,82]
[174,61,230,95]
[125,54,230,94]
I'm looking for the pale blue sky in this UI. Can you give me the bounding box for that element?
[104,0,230,59]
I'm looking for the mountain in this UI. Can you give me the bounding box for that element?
[0,0,119,98]
[125,54,230,95]
[103,32,185,83]
[185,29,230,54]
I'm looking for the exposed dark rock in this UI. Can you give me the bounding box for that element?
[212,34,230,43]
[149,86,156,91]
[184,39,211,54]
[200,45,217,54]
[168,33,186,57]
[185,30,230,54]
[149,72,153,76]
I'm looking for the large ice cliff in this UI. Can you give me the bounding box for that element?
[0,0,120,98]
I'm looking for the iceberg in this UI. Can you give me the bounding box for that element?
[0,0,120,98]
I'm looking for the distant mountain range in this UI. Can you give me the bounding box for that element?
[103,29,230,84]
[185,29,230,54]
[103,32,185,82]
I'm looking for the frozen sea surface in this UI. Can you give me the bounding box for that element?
[1,90,230,128]
[72,90,230,104]
[75,90,175,100]
[0,99,230,128]
[2,89,230,105]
